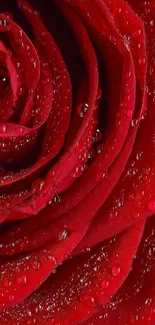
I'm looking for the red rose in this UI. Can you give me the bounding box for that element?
[0,0,154,323]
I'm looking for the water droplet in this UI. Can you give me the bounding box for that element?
[150,20,154,26]
[0,68,9,94]
[97,144,104,154]
[88,149,96,159]
[101,280,109,289]
[126,95,131,102]
[32,260,41,270]
[94,129,102,142]
[8,295,15,302]
[133,213,140,219]
[96,171,106,181]
[2,125,6,132]
[77,103,88,118]
[109,211,118,219]
[3,280,11,288]
[148,200,155,212]
[127,110,132,117]
[52,195,61,203]
[63,106,69,113]
[33,61,37,68]
[126,71,132,79]
[16,275,27,285]
[130,315,139,323]
[47,255,57,264]
[112,266,121,276]
[59,229,69,241]
[131,119,138,127]
[145,297,152,306]
[150,307,155,315]
[80,294,96,307]
[133,29,142,38]
[32,179,44,194]
[0,19,7,27]
[113,7,122,15]
[136,151,143,160]
[139,57,146,66]
[73,166,82,178]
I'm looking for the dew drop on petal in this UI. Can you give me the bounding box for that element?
[0,71,9,94]
[32,179,44,194]
[95,129,102,142]
[16,274,27,285]
[47,255,57,264]
[113,7,122,16]
[0,19,7,27]
[88,149,96,159]
[149,307,155,315]
[139,57,146,66]
[133,29,142,38]
[96,171,105,182]
[130,314,139,323]
[126,71,132,79]
[101,280,109,289]
[3,280,12,288]
[59,229,69,241]
[109,211,118,219]
[80,294,96,307]
[127,110,133,117]
[133,213,140,219]
[97,144,104,154]
[52,195,60,203]
[112,266,121,276]
[32,260,41,270]
[8,295,15,302]
[131,119,138,127]
[77,103,89,118]
[2,125,6,132]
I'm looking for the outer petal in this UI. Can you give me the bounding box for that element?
[83,216,155,325]
[0,222,144,324]
[0,222,88,310]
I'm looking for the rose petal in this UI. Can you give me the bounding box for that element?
[0,221,88,311]
[0,221,144,323]
[83,216,155,325]
[3,0,98,218]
